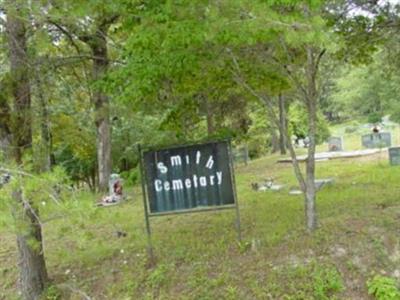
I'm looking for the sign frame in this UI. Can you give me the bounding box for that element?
[138,140,241,263]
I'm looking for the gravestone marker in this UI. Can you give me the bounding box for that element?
[109,173,121,196]
[328,136,343,152]
[233,145,249,166]
[361,132,391,149]
[389,147,400,166]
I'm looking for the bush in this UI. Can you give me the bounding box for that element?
[367,275,400,300]
[390,109,400,124]
[42,285,62,300]
[288,103,330,144]
[247,135,268,159]
[368,113,382,124]
[344,126,358,134]
[120,167,140,186]
[313,266,344,300]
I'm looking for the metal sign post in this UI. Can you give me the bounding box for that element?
[138,144,155,265]
[228,141,242,243]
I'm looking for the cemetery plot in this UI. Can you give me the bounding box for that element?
[361,132,391,149]
[278,149,382,163]
[233,145,249,165]
[288,178,334,195]
[251,178,285,191]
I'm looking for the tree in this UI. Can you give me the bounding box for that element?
[45,1,120,191]
[220,0,333,231]
[4,0,48,298]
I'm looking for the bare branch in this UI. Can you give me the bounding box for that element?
[20,192,43,227]
[227,48,281,125]
[47,20,84,54]
[315,48,326,73]
[227,48,307,190]
[34,55,125,67]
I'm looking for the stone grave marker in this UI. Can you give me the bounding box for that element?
[361,132,391,148]
[109,173,121,196]
[389,147,400,166]
[233,145,249,166]
[328,136,343,152]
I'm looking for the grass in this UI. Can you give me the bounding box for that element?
[1,127,400,299]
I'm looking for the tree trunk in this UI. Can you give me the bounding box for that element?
[304,47,318,232]
[6,2,49,298]
[0,94,12,159]
[13,191,48,300]
[90,29,111,192]
[205,97,215,136]
[278,94,287,155]
[270,128,280,153]
[6,7,32,165]
[34,72,52,172]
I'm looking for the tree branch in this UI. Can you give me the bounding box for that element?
[47,20,84,54]
[227,48,307,190]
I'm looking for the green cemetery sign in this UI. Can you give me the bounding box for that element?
[138,141,241,261]
[142,141,236,214]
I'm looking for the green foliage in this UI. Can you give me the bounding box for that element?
[312,266,344,300]
[328,51,400,122]
[344,125,358,134]
[276,263,344,299]
[288,102,330,144]
[368,113,383,124]
[367,275,400,300]
[390,109,400,125]
[147,264,169,289]
[120,167,140,186]
[41,285,62,300]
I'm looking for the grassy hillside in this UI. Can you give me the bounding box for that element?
[2,122,400,299]
[1,147,400,299]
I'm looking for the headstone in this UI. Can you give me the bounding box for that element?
[0,173,11,188]
[233,145,249,166]
[109,173,121,196]
[361,132,391,148]
[328,136,343,152]
[298,139,305,148]
[389,147,400,166]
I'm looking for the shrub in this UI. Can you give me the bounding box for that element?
[367,275,400,300]
[368,113,382,124]
[344,126,358,134]
[120,167,140,186]
[313,266,344,300]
